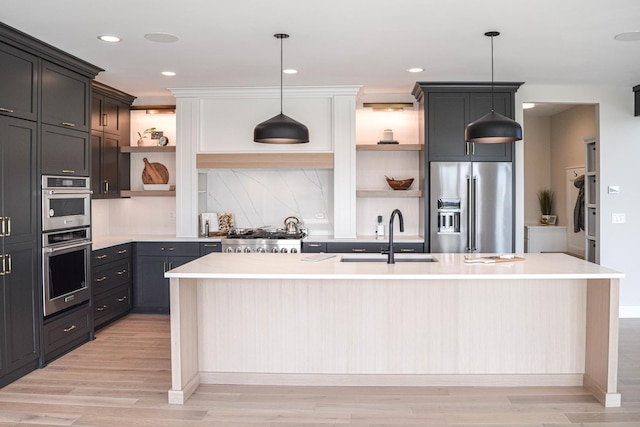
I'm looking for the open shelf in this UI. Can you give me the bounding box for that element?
[197,152,333,169]
[356,144,423,152]
[356,190,423,198]
[121,146,176,153]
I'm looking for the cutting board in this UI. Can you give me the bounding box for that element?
[142,158,169,184]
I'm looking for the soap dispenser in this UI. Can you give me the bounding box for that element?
[376,215,385,238]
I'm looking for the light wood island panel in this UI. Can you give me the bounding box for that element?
[166,253,623,407]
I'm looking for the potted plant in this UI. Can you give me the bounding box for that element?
[537,189,554,224]
[137,127,156,146]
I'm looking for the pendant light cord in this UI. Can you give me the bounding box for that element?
[490,33,495,111]
[280,35,283,114]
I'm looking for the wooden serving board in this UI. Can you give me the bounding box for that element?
[142,157,169,184]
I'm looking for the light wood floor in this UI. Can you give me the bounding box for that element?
[1,314,639,426]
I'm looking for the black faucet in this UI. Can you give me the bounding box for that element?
[387,209,404,264]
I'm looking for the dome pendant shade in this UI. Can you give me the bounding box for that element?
[254,113,309,144]
[254,33,309,144]
[465,30,523,144]
[465,110,522,143]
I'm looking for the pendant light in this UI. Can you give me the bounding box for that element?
[465,31,522,144]
[254,33,309,144]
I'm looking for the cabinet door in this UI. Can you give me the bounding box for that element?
[1,242,40,374]
[134,255,169,313]
[91,131,119,198]
[0,43,38,121]
[0,116,37,246]
[427,93,470,161]
[468,92,513,161]
[200,242,222,255]
[41,61,90,132]
[91,94,103,132]
[42,124,90,176]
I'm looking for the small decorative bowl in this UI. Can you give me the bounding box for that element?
[385,176,414,190]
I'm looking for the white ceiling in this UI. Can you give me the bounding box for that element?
[3,0,639,100]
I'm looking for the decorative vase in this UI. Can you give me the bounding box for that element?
[540,214,551,225]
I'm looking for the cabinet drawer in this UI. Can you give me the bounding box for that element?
[302,242,327,253]
[93,260,131,293]
[135,242,200,257]
[92,243,131,267]
[326,242,424,253]
[43,304,92,361]
[200,242,222,255]
[94,283,131,329]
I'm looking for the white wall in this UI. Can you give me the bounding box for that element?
[516,85,640,316]
[523,115,551,225]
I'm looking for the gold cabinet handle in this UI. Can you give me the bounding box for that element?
[0,217,5,237]
[308,243,322,248]
[161,247,175,251]
[5,217,9,236]
[351,248,367,253]
[96,305,107,312]
[116,269,127,275]
[104,180,109,192]
[96,276,107,282]
[117,249,128,254]
[399,248,415,253]
[61,122,76,127]
[117,296,128,302]
[203,243,218,247]
[96,254,108,260]
[0,107,15,113]
[63,325,77,333]
[61,169,75,174]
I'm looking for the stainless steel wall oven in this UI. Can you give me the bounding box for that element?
[42,175,91,231]
[42,227,92,316]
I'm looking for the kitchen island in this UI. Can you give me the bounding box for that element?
[165,252,624,406]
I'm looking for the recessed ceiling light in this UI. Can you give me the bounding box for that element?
[283,69,297,74]
[522,103,536,109]
[407,67,425,73]
[161,71,176,76]
[144,33,179,43]
[98,35,121,43]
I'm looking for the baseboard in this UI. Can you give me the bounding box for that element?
[199,372,583,387]
[619,306,640,318]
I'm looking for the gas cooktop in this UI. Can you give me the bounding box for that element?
[225,228,305,240]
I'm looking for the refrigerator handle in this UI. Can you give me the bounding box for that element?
[466,175,472,252]
[472,176,478,251]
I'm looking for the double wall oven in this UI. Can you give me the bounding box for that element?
[41,176,92,317]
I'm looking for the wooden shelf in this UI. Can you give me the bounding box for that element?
[120,190,176,197]
[197,152,333,169]
[356,144,423,152]
[356,190,423,198]
[121,146,176,153]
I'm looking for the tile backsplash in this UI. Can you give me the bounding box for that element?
[202,169,334,235]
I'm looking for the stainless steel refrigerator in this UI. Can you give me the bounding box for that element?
[430,162,513,253]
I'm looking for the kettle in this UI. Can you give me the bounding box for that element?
[284,216,302,234]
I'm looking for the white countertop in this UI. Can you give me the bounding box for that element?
[165,252,624,281]
[91,234,424,250]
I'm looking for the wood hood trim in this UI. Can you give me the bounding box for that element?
[196,152,334,169]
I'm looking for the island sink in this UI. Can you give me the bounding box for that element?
[340,254,438,263]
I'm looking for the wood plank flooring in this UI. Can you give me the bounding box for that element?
[0,314,639,426]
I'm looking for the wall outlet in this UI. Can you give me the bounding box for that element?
[612,213,625,224]
[169,211,176,221]
[315,212,325,219]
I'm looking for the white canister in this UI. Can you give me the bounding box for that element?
[382,129,394,142]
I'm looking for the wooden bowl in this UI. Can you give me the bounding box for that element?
[385,176,414,190]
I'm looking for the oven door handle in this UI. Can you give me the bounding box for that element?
[44,241,92,254]
[44,189,93,195]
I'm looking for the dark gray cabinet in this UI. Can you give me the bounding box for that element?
[301,242,327,253]
[325,242,424,253]
[133,242,199,313]
[413,82,521,162]
[0,43,38,122]
[200,242,222,255]
[92,243,132,329]
[41,124,90,176]
[0,116,40,387]
[42,303,92,363]
[41,60,90,132]
[91,82,135,199]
